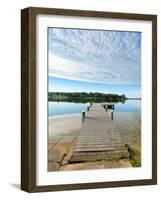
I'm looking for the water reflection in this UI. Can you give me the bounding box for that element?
[48,100,141,116]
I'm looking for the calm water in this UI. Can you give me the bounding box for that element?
[48,100,141,116]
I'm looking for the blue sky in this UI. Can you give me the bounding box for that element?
[48,77,141,98]
[48,28,141,97]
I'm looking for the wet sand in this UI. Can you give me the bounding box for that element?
[49,113,82,140]
[48,113,82,171]
[114,112,141,146]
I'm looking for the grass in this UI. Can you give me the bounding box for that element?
[128,146,141,167]
[127,113,141,167]
[117,112,141,167]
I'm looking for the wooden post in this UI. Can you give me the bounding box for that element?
[82,111,85,123]
[111,111,114,120]
[90,102,93,107]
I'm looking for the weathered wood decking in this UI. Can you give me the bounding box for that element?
[70,103,129,163]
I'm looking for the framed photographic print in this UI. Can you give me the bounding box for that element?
[21,7,157,192]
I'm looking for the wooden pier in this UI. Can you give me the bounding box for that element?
[70,103,129,163]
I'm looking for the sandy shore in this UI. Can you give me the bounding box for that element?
[48,112,141,171]
[48,113,83,171]
[49,113,82,140]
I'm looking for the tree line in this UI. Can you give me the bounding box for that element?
[48,92,126,103]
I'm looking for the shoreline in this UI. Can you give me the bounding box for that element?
[49,113,82,139]
[49,112,81,120]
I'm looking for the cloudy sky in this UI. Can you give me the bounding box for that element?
[48,28,141,97]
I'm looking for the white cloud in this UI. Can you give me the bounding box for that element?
[49,54,121,84]
[48,28,141,84]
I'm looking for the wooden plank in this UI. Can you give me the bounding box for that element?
[73,149,129,156]
[70,151,130,163]
[70,103,126,163]
[76,138,121,143]
[74,144,125,149]
[74,147,127,152]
